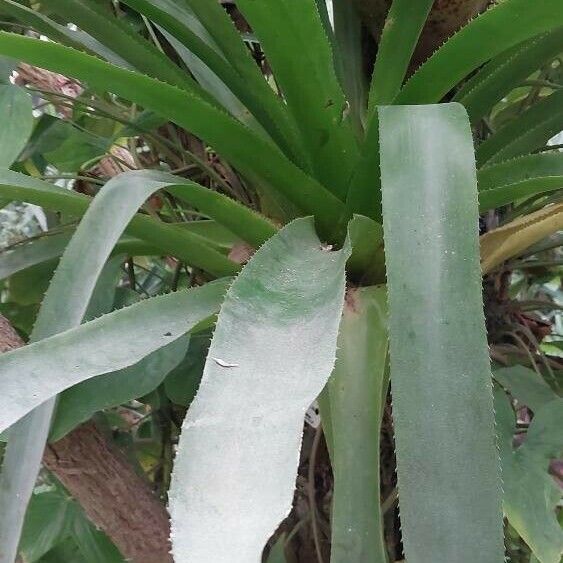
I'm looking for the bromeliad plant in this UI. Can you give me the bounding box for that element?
[0,0,562,561]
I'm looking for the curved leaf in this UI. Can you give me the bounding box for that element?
[379,103,504,563]
[454,28,563,122]
[396,0,563,104]
[120,0,301,159]
[476,90,563,166]
[138,169,277,247]
[164,0,302,161]
[46,0,201,93]
[50,336,189,442]
[480,203,563,273]
[0,280,228,436]
[0,165,233,562]
[478,153,563,211]
[0,169,239,276]
[0,33,344,233]
[168,218,350,562]
[0,0,131,67]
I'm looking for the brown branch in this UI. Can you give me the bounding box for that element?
[0,314,172,563]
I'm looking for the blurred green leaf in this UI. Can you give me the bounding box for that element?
[495,388,563,563]
[493,365,559,413]
[0,83,33,168]
[164,332,210,407]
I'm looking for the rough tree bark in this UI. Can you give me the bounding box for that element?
[0,314,172,563]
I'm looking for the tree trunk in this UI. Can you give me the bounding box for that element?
[0,315,172,563]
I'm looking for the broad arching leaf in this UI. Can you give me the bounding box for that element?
[0,169,239,276]
[0,165,234,562]
[0,280,228,435]
[379,103,504,563]
[168,218,350,562]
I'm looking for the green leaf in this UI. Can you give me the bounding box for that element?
[476,90,563,166]
[454,28,563,122]
[0,33,344,233]
[0,0,130,67]
[396,0,563,105]
[0,169,239,276]
[150,0,303,163]
[495,388,563,563]
[343,116,381,221]
[0,280,227,436]
[0,162,233,561]
[50,336,189,442]
[168,218,350,561]
[46,0,201,93]
[19,482,123,563]
[320,286,388,563]
[18,488,74,562]
[477,153,563,211]
[24,116,109,173]
[368,0,433,108]
[346,214,385,284]
[0,84,32,168]
[265,534,287,563]
[236,0,360,198]
[0,256,121,563]
[120,0,300,158]
[158,27,262,132]
[163,332,210,407]
[142,169,277,247]
[331,0,366,132]
[0,222,241,283]
[7,259,57,305]
[493,365,559,413]
[379,103,504,563]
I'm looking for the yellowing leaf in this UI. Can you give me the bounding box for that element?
[480,203,563,273]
